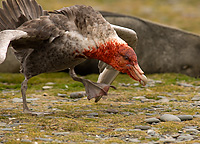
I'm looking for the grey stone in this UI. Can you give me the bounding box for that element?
[177,83,194,87]
[177,134,193,141]
[128,138,140,143]
[70,91,85,99]
[12,98,23,103]
[114,128,127,132]
[42,86,53,90]
[87,113,99,117]
[121,112,134,116]
[135,125,151,130]
[0,122,6,127]
[147,129,157,136]
[85,139,95,143]
[57,93,68,97]
[193,115,200,118]
[52,132,70,136]
[184,129,199,134]
[1,128,13,131]
[160,114,181,122]
[178,115,193,121]
[106,109,118,114]
[159,138,176,143]
[145,117,160,124]
[21,139,32,143]
[191,95,200,101]
[35,137,53,142]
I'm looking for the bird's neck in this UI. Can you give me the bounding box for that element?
[83,40,128,66]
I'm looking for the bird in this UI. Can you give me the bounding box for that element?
[0,0,147,114]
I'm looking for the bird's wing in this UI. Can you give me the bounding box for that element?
[0,30,28,64]
[97,25,138,84]
[111,24,138,50]
[51,5,117,45]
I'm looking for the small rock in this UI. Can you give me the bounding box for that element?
[177,82,194,87]
[160,114,181,122]
[193,115,200,118]
[135,125,151,130]
[21,139,32,143]
[184,128,199,134]
[57,93,68,97]
[12,98,22,103]
[159,138,176,143]
[157,98,169,103]
[42,86,53,90]
[147,129,156,136]
[177,134,193,141]
[191,95,200,101]
[128,138,140,143]
[35,138,53,142]
[0,122,6,127]
[52,132,70,136]
[121,112,134,116]
[87,113,99,117]
[70,91,85,99]
[114,128,127,132]
[178,115,193,121]
[145,117,160,124]
[1,128,13,131]
[106,109,118,114]
[85,139,95,143]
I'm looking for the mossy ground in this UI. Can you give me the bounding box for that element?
[0,72,200,143]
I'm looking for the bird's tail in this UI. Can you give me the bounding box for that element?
[0,0,47,31]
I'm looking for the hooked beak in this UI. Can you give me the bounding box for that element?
[127,64,148,86]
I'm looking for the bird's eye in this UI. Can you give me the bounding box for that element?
[123,55,129,60]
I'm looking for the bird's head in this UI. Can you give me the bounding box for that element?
[83,40,148,85]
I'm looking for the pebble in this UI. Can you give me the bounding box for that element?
[147,129,157,136]
[145,117,160,124]
[160,114,181,122]
[12,98,39,103]
[85,139,95,143]
[21,139,32,143]
[177,134,194,141]
[191,95,200,101]
[0,122,6,127]
[178,115,193,121]
[1,128,13,131]
[52,132,70,136]
[128,138,141,143]
[57,93,68,97]
[87,113,99,117]
[106,109,118,114]
[114,128,127,132]
[70,91,85,99]
[42,86,53,90]
[35,137,53,142]
[121,112,134,116]
[135,125,151,130]
[159,138,176,143]
[177,82,194,87]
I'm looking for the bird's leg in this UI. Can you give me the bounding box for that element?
[95,68,119,102]
[69,68,116,102]
[21,78,30,113]
[21,77,52,116]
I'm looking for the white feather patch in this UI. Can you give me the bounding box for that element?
[0,30,28,64]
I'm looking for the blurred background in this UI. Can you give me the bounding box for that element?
[1,0,198,34]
